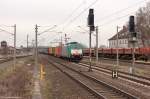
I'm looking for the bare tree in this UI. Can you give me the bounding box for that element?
[136,2,150,47]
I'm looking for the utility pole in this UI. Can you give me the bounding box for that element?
[116,26,120,70]
[27,34,29,55]
[13,24,16,70]
[61,35,63,46]
[132,43,135,74]
[96,26,98,63]
[32,40,35,57]
[35,24,38,69]
[112,26,119,78]
[64,33,70,44]
[65,34,67,44]
[89,28,92,71]
[27,34,29,48]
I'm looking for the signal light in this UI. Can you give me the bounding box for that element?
[88,9,94,26]
[90,26,95,31]
[132,32,137,38]
[129,16,135,32]
[129,16,137,42]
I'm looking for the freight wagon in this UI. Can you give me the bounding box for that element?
[83,47,150,61]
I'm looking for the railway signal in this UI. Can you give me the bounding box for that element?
[88,9,95,72]
[88,9,95,31]
[128,16,137,74]
[129,16,137,42]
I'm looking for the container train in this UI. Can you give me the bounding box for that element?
[39,42,83,62]
[83,47,150,61]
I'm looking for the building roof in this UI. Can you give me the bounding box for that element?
[109,26,129,40]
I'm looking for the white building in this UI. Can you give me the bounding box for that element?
[109,26,142,48]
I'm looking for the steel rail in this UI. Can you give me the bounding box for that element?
[83,56,150,65]
[46,56,138,99]
[0,55,32,64]
[79,62,150,86]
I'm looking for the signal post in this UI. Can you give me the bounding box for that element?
[88,9,95,72]
[128,16,137,74]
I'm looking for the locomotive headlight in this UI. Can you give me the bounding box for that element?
[71,49,82,55]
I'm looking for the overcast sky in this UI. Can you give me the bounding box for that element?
[0,0,148,47]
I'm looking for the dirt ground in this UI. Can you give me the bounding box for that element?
[0,56,34,99]
[40,55,97,99]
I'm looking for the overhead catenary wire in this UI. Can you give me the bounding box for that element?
[99,2,150,28]
[0,28,14,35]
[60,0,86,26]
[38,30,63,46]
[38,25,57,35]
[99,12,135,27]
[0,24,13,27]
[63,0,146,31]
[63,0,99,29]
[96,0,149,23]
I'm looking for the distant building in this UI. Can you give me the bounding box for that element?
[99,45,107,48]
[1,41,7,48]
[108,26,142,48]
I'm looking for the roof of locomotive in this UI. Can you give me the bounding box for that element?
[66,42,78,45]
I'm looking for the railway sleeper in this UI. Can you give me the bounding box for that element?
[53,60,138,99]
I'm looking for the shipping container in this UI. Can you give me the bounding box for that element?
[55,46,62,57]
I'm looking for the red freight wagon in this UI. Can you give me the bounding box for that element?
[54,47,58,56]
[48,47,52,55]
[139,47,150,54]
[98,48,103,54]
[111,48,124,54]
[103,48,112,54]
[83,48,89,53]
[55,46,61,57]
[83,48,89,55]
[124,48,132,54]
[91,48,95,56]
[148,48,150,54]
[135,48,140,54]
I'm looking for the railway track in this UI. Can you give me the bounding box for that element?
[83,56,150,65]
[78,62,150,86]
[0,54,32,64]
[46,56,138,99]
